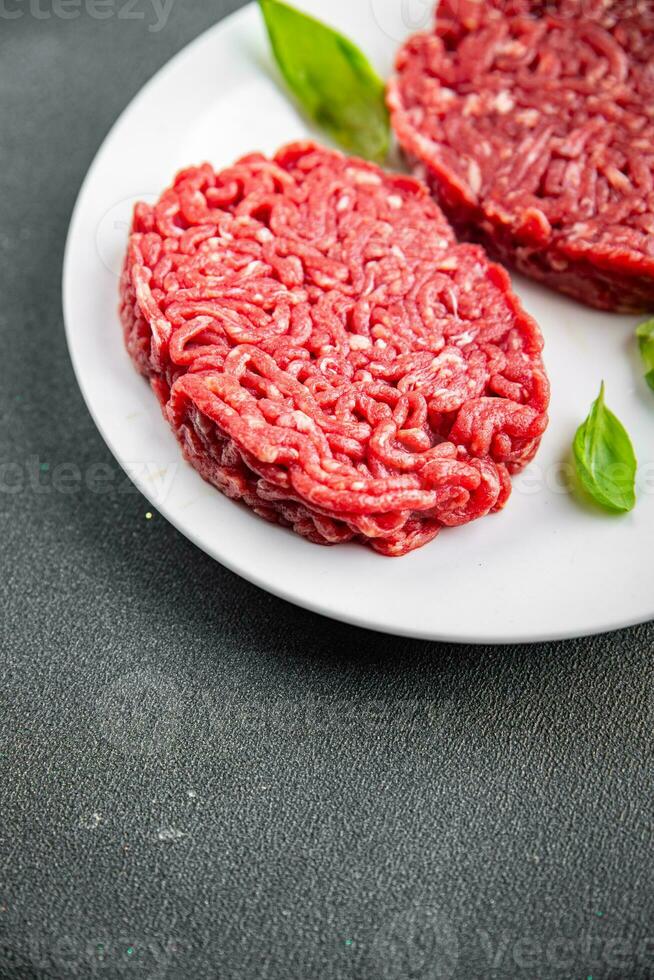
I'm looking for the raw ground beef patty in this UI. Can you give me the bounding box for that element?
[120,142,549,555]
[388,0,654,312]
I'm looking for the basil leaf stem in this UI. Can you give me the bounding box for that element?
[573,382,637,513]
[259,0,390,163]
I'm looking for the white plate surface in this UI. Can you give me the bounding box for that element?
[63,0,654,643]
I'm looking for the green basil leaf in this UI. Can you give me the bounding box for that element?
[573,382,637,513]
[636,317,654,391]
[259,0,390,163]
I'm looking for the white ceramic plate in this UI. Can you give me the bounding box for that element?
[63,0,654,643]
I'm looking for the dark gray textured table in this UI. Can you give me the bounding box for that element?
[1,3,653,978]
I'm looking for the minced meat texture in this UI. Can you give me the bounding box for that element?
[120,142,549,555]
[388,0,654,312]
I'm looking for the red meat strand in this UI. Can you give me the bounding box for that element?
[120,142,549,555]
[388,0,654,311]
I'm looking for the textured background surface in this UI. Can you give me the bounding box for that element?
[1,2,653,978]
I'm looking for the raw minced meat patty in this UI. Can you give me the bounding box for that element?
[120,141,549,555]
[388,0,654,312]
